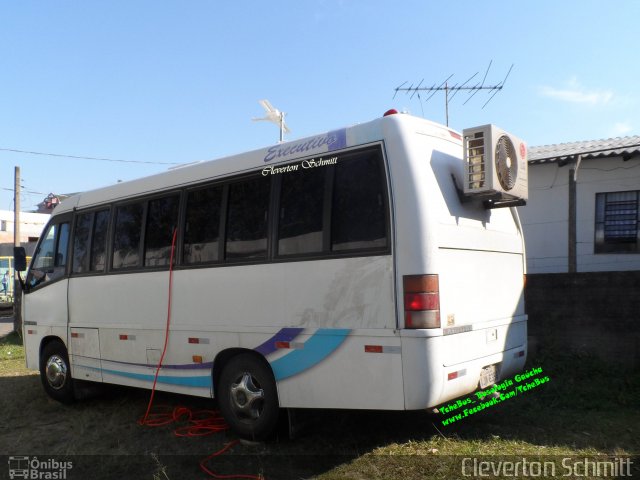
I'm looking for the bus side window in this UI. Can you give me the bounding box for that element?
[90,209,110,272]
[225,176,270,260]
[112,203,144,269]
[28,221,70,288]
[331,153,388,251]
[144,195,180,267]
[72,213,93,273]
[56,223,70,268]
[277,167,325,256]
[184,186,223,264]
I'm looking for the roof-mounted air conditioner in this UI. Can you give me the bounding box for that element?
[462,125,528,208]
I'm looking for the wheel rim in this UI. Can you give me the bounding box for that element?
[229,372,265,421]
[45,355,68,390]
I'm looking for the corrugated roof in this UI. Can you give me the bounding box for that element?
[529,135,640,164]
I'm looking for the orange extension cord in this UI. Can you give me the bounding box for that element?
[138,229,263,480]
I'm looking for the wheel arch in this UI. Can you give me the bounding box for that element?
[39,335,67,360]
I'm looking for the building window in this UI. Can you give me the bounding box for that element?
[595,190,640,253]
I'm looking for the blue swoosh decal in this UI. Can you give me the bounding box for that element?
[254,327,304,356]
[77,364,212,388]
[270,328,350,381]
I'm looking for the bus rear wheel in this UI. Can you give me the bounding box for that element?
[40,340,75,404]
[217,353,279,441]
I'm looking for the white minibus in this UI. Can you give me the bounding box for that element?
[19,111,528,439]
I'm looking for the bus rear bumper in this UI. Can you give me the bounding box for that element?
[401,321,527,410]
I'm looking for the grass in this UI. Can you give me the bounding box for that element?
[0,331,29,376]
[0,333,637,480]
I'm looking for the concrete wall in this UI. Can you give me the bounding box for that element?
[525,271,640,367]
[519,155,640,273]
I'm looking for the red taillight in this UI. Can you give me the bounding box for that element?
[404,292,439,311]
[403,274,440,329]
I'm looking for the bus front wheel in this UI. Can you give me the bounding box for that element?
[217,353,279,441]
[40,340,75,404]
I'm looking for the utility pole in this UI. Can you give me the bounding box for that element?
[13,166,22,333]
[568,156,581,273]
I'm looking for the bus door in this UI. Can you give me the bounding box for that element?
[23,214,73,367]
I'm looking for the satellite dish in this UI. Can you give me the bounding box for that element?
[252,99,290,142]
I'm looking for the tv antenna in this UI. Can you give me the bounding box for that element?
[393,62,513,126]
[252,99,291,143]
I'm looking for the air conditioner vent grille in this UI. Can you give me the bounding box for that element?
[466,131,486,190]
[495,134,517,190]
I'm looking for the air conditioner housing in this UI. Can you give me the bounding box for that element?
[463,124,528,204]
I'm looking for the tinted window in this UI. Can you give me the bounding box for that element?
[112,203,144,269]
[184,186,223,264]
[72,213,92,273]
[144,195,180,267]
[91,209,109,271]
[278,167,325,255]
[331,152,387,251]
[226,176,270,259]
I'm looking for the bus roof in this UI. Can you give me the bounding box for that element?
[53,113,460,214]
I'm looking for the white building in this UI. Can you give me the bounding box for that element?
[0,210,50,245]
[519,136,640,273]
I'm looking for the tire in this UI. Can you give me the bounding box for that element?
[217,353,280,441]
[40,340,75,404]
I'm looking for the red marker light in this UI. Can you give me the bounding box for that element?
[364,345,383,353]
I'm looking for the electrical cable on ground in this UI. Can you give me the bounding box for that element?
[137,228,263,480]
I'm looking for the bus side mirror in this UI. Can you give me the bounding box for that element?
[14,247,27,272]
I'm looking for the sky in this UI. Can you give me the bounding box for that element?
[1,0,639,212]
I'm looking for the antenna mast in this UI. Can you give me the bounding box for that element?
[252,99,291,143]
[394,62,513,126]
